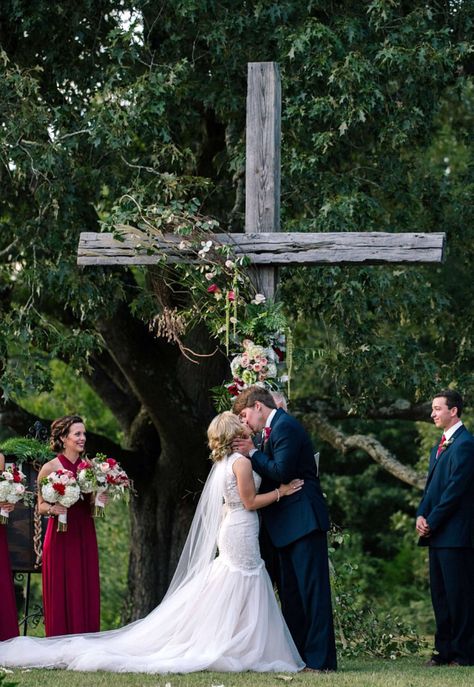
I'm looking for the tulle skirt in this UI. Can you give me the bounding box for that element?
[0,555,303,673]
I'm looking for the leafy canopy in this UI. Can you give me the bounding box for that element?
[1,0,473,413]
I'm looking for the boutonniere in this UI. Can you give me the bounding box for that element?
[439,438,454,453]
[263,427,272,442]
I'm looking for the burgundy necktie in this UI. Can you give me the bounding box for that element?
[436,434,447,459]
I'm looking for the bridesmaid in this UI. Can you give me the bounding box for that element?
[0,452,19,641]
[38,415,104,636]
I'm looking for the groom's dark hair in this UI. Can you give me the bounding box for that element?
[433,389,463,417]
[233,386,277,414]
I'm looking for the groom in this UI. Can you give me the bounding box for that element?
[232,386,337,672]
[416,390,474,666]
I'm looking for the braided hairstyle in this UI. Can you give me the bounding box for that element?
[207,411,246,462]
[50,415,84,453]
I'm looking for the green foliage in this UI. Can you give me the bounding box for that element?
[16,360,122,444]
[0,437,54,465]
[0,673,18,687]
[330,533,425,659]
[210,384,234,413]
[1,0,474,408]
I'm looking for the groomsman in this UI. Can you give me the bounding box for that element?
[416,390,474,666]
[233,386,336,672]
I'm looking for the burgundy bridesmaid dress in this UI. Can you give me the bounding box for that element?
[0,522,19,640]
[42,454,100,636]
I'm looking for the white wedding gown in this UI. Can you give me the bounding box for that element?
[0,453,304,673]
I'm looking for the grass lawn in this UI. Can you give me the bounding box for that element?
[2,657,472,687]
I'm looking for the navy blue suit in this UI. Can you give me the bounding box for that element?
[250,409,337,670]
[417,424,474,665]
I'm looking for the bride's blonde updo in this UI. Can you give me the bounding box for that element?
[207,411,246,462]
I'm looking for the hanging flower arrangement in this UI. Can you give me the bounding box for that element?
[110,196,291,408]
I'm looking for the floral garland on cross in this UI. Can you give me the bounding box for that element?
[111,197,292,410]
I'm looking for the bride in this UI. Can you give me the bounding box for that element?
[0,412,305,673]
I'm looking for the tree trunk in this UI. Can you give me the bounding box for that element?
[90,304,228,618]
[125,456,205,620]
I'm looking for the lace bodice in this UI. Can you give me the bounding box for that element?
[217,453,263,574]
[223,452,261,508]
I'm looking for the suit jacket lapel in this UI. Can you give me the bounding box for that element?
[263,408,285,454]
[270,408,285,430]
[426,425,466,483]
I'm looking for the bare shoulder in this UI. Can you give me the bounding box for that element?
[38,457,61,480]
[0,452,5,470]
[232,454,252,475]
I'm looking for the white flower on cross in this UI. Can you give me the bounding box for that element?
[198,240,213,259]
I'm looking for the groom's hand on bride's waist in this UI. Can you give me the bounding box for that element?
[232,437,255,457]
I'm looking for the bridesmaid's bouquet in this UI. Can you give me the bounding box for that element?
[77,453,131,517]
[40,469,81,532]
[0,464,31,525]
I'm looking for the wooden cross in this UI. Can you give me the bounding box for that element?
[78,62,445,298]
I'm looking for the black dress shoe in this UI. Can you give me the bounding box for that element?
[424,658,446,667]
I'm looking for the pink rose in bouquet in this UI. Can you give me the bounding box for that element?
[77,453,131,517]
[229,339,279,390]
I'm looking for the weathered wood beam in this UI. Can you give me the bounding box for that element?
[245,62,281,298]
[77,230,446,266]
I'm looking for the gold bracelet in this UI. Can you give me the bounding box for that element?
[275,488,280,502]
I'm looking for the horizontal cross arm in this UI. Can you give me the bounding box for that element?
[77,230,445,266]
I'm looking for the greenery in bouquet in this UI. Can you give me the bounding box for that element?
[76,460,98,494]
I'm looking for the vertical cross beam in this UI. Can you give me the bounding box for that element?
[245,62,281,299]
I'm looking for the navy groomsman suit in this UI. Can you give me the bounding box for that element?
[417,423,474,665]
[250,408,337,671]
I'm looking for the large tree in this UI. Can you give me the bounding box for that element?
[1,0,474,617]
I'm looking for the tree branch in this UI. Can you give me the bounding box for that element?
[300,412,426,490]
[85,350,141,433]
[294,397,432,422]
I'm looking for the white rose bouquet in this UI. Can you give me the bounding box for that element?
[40,469,81,532]
[0,464,30,525]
